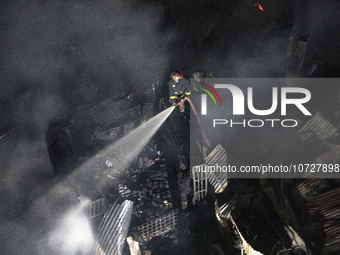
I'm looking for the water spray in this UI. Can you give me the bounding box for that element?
[31,105,177,254]
[72,105,177,183]
[101,105,176,168]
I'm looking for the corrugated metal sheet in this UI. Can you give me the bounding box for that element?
[205,144,228,193]
[297,178,323,198]
[305,188,340,253]
[323,222,340,253]
[205,144,228,166]
[86,98,124,128]
[298,111,337,141]
[204,144,243,193]
[136,209,178,242]
[306,188,340,218]
[215,197,235,222]
[94,200,134,255]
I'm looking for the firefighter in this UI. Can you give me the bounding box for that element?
[168,69,191,107]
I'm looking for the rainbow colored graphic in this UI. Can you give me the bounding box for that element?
[198,82,222,106]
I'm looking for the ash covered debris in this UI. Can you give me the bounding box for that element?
[45,80,193,254]
[187,77,340,254]
[30,69,340,255]
[46,91,152,175]
[2,0,340,254]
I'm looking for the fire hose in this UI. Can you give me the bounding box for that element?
[176,97,211,147]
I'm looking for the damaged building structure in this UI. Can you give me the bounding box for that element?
[45,82,188,254]
[45,60,340,255]
[40,3,340,252]
[0,1,337,255]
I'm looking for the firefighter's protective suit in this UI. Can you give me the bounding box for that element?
[168,76,191,105]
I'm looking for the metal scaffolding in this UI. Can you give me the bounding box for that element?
[94,200,134,255]
[191,144,243,201]
[191,165,208,203]
[136,209,178,242]
[88,198,106,226]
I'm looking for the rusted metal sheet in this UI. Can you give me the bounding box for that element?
[305,187,340,252]
[323,224,340,253]
[205,144,243,193]
[306,188,340,218]
[297,178,323,198]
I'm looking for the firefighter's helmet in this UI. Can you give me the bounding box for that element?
[171,69,183,79]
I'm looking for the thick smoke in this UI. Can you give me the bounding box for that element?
[1,0,339,253]
[0,1,173,254]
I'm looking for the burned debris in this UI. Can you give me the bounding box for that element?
[2,1,340,255]
[45,21,340,254]
[43,72,340,255]
[45,82,188,254]
[185,75,340,254]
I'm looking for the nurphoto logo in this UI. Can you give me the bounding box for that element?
[196,79,312,128]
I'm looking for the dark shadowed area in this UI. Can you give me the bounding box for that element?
[1,0,340,254]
